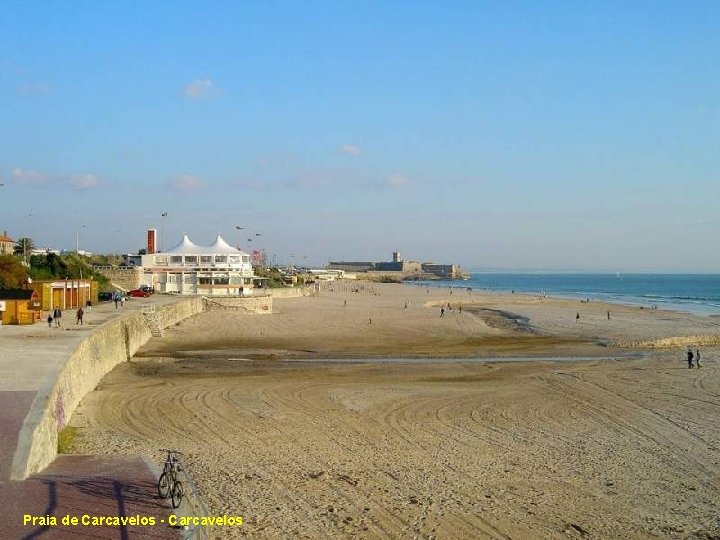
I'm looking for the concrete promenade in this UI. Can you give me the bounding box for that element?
[0,296,183,539]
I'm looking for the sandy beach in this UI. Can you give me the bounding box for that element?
[67,282,720,538]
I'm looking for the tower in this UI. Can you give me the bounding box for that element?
[147,229,157,254]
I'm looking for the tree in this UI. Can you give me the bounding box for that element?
[13,237,35,260]
[0,254,29,288]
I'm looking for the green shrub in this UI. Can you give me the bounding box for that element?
[57,425,77,454]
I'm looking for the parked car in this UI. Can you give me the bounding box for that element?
[128,289,151,298]
[98,292,113,301]
[139,285,155,294]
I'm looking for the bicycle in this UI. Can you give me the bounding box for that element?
[158,449,184,509]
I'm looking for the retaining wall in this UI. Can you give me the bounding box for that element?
[204,296,273,313]
[269,285,319,298]
[95,266,142,291]
[11,297,204,480]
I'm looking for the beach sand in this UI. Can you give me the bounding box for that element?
[68,282,720,538]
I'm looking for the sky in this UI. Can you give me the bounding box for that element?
[1,1,718,271]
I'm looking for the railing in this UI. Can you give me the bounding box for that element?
[141,304,163,337]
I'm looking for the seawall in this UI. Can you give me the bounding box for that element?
[11,297,204,480]
[269,285,319,298]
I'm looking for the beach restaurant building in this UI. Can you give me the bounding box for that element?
[138,235,256,296]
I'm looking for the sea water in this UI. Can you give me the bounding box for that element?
[413,274,720,316]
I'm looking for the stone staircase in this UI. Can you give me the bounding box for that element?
[141,304,164,337]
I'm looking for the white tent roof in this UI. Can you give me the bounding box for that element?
[209,235,240,254]
[165,235,201,254]
[163,234,246,255]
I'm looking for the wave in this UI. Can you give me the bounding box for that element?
[452,273,720,316]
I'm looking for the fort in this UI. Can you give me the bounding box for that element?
[328,250,467,281]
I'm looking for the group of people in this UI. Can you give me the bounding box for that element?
[47,308,62,328]
[440,302,462,317]
[46,305,87,328]
[687,348,702,369]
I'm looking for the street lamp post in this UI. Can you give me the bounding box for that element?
[160,212,169,252]
[75,225,86,254]
[75,225,86,309]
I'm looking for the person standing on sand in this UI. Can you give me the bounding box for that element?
[440,307,445,317]
[76,307,84,325]
[47,313,53,328]
[576,312,580,322]
[53,308,62,328]
[607,310,610,320]
[696,349,701,368]
[687,349,694,369]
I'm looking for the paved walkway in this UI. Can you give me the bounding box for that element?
[0,296,184,539]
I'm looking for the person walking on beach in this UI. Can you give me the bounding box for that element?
[53,308,62,328]
[607,310,610,320]
[47,313,53,328]
[576,312,580,322]
[696,349,701,368]
[76,307,84,325]
[114,295,119,309]
[687,349,694,369]
[440,307,445,317]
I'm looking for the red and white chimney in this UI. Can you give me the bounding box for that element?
[147,229,157,254]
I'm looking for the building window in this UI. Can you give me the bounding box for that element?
[184,274,194,283]
[242,256,250,263]
[199,277,212,285]
[171,256,183,265]
[185,256,198,265]
[215,256,227,263]
[213,277,229,285]
[228,255,240,264]
[155,256,168,265]
[200,255,212,264]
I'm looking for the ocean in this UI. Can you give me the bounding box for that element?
[413,273,720,316]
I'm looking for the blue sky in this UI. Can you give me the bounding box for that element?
[1,1,718,271]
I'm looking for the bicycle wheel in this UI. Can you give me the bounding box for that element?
[171,480,184,509]
[158,472,171,499]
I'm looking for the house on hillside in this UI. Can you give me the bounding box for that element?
[0,231,14,255]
